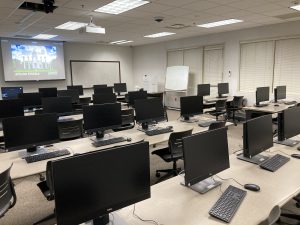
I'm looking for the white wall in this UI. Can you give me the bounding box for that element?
[0,42,133,97]
[132,20,300,104]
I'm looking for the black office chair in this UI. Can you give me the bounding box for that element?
[227,96,244,125]
[79,97,91,105]
[34,162,56,225]
[113,108,135,131]
[0,165,16,218]
[58,119,83,141]
[209,100,227,121]
[152,129,193,179]
[209,121,226,130]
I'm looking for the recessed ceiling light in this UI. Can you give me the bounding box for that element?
[290,4,300,11]
[55,21,88,30]
[144,32,175,38]
[197,19,243,28]
[32,34,58,40]
[110,40,133,44]
[95,0,149,15]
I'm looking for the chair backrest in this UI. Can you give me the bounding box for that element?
[209,121,226,130]
[232,96,244,108]
[168,129,193,159]
[258,206,281,225]
[0,165,16,218]
[216,100,227,112]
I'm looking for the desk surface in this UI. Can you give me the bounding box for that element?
[244,102,294,113]
[0,116,230,180]
[118,143,300,225]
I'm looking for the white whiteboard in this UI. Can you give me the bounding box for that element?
[71,61,120,88]
[165,66,189,91]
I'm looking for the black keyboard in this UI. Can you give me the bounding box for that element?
[198,121,215,127]
[284,101,297,105]
[25,149,71,163]
[145,127,173,136]
[259,154,290,172]
[209,185,246,223]
[92,137,126,147]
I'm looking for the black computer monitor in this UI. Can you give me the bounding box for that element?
[182,127,229,193]
[218,83,229,98]
[57,89,80,104]
[51,141,150,225]
[42,97,73,116]
[237,114,273,164]
[0,99,24,121]
[94,84,107,89]
[135,98,165,130]
[94,87,113,95]
[1,87,23,100]
[197,84,210,97]
[2,113,59,153]
[18,92,42,109]
[93,93,117,105]
[38,87,58,98]
[67,85,83,96]
[114,83,127,95]
[83,103,122,138]
[274,86,286,103]
[276,107,300,146]
[180,96,203,121]
[127,90,147,106]
[256,87,269,107]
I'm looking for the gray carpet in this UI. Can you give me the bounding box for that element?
[1,110,299,225]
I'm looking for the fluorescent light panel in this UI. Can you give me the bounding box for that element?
[33,34,57,40]
[55,21,88,30]
[95,0,149,15]
[197,19,243,28]
[290,4,300,11]
[144,32,175,38]
[110,40,133,44]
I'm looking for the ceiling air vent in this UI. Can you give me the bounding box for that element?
[13,35,32,39]
[165,24,191,30]
[276,12,300,20]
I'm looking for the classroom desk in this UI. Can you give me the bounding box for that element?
[117,143,300,225]
[204,96,234,109]
[0,116,231,180]
[244,103,295,120]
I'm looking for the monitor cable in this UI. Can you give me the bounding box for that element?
[133,204,163,225]
[214,174,244,188]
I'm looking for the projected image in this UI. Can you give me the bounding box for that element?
[11,44,58,76]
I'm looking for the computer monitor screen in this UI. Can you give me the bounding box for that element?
[94,87,113,95]
[278,107,300,141]
[275,86,286,102]
[135,98,165,124]
[243,114,273,158]
[183,127,229,186]
[93,93,116,105]
[42,97,73,116]
[67,85,83,96]
[18,92,42,109]
[38,87,57,98]
[57,90,80,104]
[180,96,203,119]
[3,113,59,152]
[114,83,127,93]
[51,141,150,225]
[256,87,269,105]
[1,87,23,100]
[218,83,229,95]
[83,103,122,132]
[0,99,24,120]
[197,84,210,97]
[128,91,147,105]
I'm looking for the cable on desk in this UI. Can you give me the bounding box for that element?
[178,169,185,177]
[133,204,163,225]
[211,176,223,195]
[271,150,291,157]
[233,148,243,154]
[214,174,244,188]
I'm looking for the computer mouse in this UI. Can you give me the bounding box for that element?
[291,154,300,159]
[274,104,279,107]
[297,146,300,151]
[244,184,260,192]
[127,138,132,142]
[167,126,173,129]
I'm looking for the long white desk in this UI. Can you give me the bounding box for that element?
[117,143,300,225]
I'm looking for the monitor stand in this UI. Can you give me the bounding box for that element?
[274,138,299,147]
[85,213,129,225]
[181,177,221,194]
[90,131,126,147]
[180,116,198,123]
[18,146,50,159]
[237,153,269,164]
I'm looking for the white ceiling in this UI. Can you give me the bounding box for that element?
[0,0,300,46]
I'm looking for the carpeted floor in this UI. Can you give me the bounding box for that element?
[1,110,299,225]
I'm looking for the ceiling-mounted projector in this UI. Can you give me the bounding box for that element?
[79,17,105,34]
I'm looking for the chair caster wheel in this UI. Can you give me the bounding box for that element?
[155,172,161,178]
